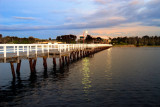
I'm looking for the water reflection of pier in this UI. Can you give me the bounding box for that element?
[0,64,70,106]
[0,44,112,79]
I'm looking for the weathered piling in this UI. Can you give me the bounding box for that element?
[10,62,16,79]
[16,60,21,76]
[59,57,62,68]
[53,58,56,67]
[62,56,65,65]
[43,57,47,70]
[29,58,37,73]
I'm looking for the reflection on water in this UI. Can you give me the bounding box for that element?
[82,58,92,99]
[1,47,160,106]
[105,48,112,80]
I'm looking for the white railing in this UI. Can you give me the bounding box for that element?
[0,44,112,57]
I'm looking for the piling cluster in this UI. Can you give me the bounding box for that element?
[9,46,111,79]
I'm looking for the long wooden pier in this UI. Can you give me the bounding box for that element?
[0,43,112,79]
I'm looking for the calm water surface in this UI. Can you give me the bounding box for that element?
[0,47,160,107]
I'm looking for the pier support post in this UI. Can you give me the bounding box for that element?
[43,57,47,70]
[16,60,21,76]
[33,59,37,71]
[64,56,69,66]
[62,56,65,65]
[73,52,76,61]
[29,58,37,73]
[59,57,62,68]
[77,51,79,60]
[10,62,16,79]
[70,53,72,61]
[68,56,70,64]
[29,58,34,73]
[53,58,56,67]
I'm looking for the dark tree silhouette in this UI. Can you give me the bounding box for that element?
[111,36,160,46]
[85,35,93,43]
[56,34,77,43]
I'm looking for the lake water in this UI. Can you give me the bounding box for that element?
[1,47,160,106]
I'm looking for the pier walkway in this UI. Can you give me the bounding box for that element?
[0,43,112,78]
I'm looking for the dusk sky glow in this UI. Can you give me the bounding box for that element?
[0,0,160,39]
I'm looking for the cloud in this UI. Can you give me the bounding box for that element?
[0,17,126,31]
[152,19,160,22]
[13,16,36,20]
[129,0,142,6]
[94,0,108,4]
[1,0,160,34]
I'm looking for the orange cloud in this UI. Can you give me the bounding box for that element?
[88,24,160,38]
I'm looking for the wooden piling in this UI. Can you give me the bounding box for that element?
[43,57,47,70]
[16,60,21,76]
[33,59,37,71]
[53,58,56,67]
[76,51,79,60]
[62,56,65,65]
[29,58,37,73]
[10,62,16,79]
[68,56,70,64]
[29,58,34,73]
[64,56,67,64]
[59,57,62,67]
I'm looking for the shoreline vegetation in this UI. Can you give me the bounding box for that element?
[111,35,160,47]
[113,45,160,47]
[1,33,160,47]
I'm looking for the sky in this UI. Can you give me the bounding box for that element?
[0,0,160,39]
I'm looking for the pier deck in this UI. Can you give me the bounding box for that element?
[0,44,112,63]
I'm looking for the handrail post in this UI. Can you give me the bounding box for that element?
[59,45,61,53]
[30,46,31,51]
[58,45,59,51]
[42,45,44,53]
[67,45,69,51]
[23,46,24,52]
[48,44,49,52]
[17,46,19,56]
[64,45,66,52]
[27,46,29,57]
[14,46,15,53]
[36,45,37,54]
[4,46,6,57]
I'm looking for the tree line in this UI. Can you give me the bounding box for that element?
[111,35,160,46]
[56,34,106,44]
[0,34,43,44]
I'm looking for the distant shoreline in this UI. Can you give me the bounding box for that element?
[113,45,160,47]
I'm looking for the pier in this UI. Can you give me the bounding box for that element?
[0,44,112,79]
